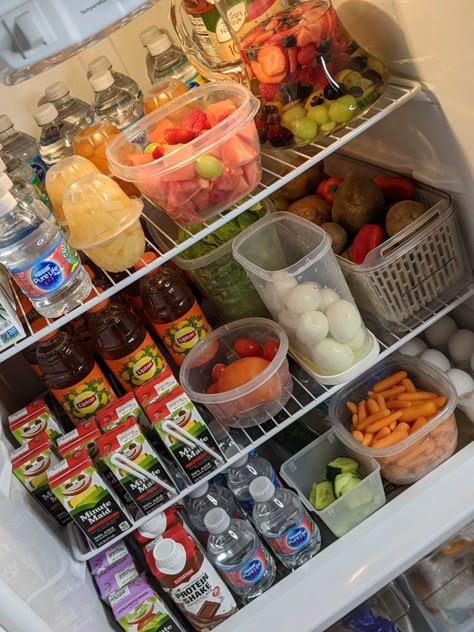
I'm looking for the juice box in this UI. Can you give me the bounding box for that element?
[95,554,139,602]
[96,393,149,433]
[134,367,179,409]
[48,448,133,548]
[89,540,130,577]
[147,387,222,485]
[0,281,25,351]
[8,398,64,446]
[97,417,175,516]
[11,433,70,527]
[56,419,101,459]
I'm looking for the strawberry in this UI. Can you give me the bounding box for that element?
[257,45,288,77]
[297,43,316,66]
[152,146,164,159]
[163,127,196,145]
[267,123,294,148]
[298,64,330,88]
[182,110,211,134]
[259,83,279,102]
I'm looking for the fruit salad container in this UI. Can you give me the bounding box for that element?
[179,318,292,428]
[329,356,458,485]
[280,429,385,537]
[240,0,389,148]
[106,83,262,226]
[232,211,379,385]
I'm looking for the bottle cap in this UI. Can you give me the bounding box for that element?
[45,81,69,101]
[34,103,59,126]
[88,55,112,76]
[138,511,167,539]
[15,292,34,318]
[0,190,16,216]
[83,264,96,281]
[153,539,186,574]
[134,251,158,276]
[188,482,209,499]
[89,71,115,92]
[87,288,109,313]
[139,25,161,47]
[233,453,249,468]
[147,34,173,56]
[31,317,59,341]
[249,476,274,503]
[0,115,13,133]
[0,172,13,195]
[0,157,6,172]
[204,507,230,535]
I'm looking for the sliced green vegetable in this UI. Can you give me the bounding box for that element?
[326,457,360,483]
[334,471,362,498]
[311,481,336,510]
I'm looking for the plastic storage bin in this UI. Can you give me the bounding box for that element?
[233,211,379,385]
[106,82,262,226]
[329,355,458,485]
[280,429,385,537]
[179,318,292,428]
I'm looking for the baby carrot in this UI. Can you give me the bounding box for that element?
[365,411,402,434]
[386,400,412,410]
[367,398,380,414]
[358,400,367,424]
[347,401,358,414]
[352,430,364,442]
[358,409,390,431]
[399,402,437,423]
[362,433,374,446]
[410,417,427,434]
[430,396,447,409]
[373,371,408,393]
[397,422,411,433]
[402,378,416,393]
[352,414,359,427]
[389,420,397,430]
[374,426,391,440]
[375,394,386,410]
[398,391,438,401]
[372,428,409,448]
[376,385,406,399]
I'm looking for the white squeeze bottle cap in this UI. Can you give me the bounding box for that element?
[204,507,230,535]
[34,103,59,126]
[249,476,275,503]
[0,115,13,133]
[0,190,17,216]
[90,71,115,92]
[188,482,209,499]
[148,34,173,56]
[153,538,186,574]
[138,512,167,539]
[88,55,112,76]
[45,81,69,101]
[140,25,161,47]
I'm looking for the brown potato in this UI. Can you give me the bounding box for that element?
[280,157,323,201]
[288,195,331,225]
[332,176,385,233]
[270,192,290,212]
[321,222,349,254]
[386,201,427,237]
[341,245,353,262]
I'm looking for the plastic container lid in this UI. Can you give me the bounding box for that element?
[140,25,161,46]
[153,538,186,573]
[88,55,112,76]
[90,71,115,92]
[148,34,172,56]
[0,115,13,133]
[34,103,59,126]
[204,507,230,534]
[249,476,274,502]
[188,482,209,499]
[0,191,16,216]
[138,512,167,539]
[45,81,69,101]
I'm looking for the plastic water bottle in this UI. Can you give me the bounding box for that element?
[249,476,321,570]
[205,507,275,604]
[0,149,50,207]
[89,71,144,131]
[0,171,53,224]
[184,482,241,542]
[0,114,47,184]
[139,24,162,48]
[0,185,91,318]
[38,81,94,130]
[0,156,42,203]
[87,55,142,99]
[34,104,74,166]
[146,33,203,88]
[227,452,282,514]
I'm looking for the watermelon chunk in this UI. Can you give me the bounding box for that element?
[296,27,313,47]
[148,118,174,144]
[221,136,258,167]
[127,153,154,167]
[214,167,243,191]
[242,161,262,189]
[206,100,237,127]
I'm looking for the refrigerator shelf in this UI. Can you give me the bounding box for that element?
[68,282,474,562]
[5,77,421,364]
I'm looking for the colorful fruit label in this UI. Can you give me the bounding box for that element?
[105,333,170,392]
[8,399,63,446]
[50,364,116,424]
[264,509,317,557]
[152,302,211,367]
[217,539,271,588]
[11,234,80,300]
[28,153,48,186]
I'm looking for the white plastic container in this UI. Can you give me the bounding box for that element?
[233,211,379,385]
[280,429,385,537]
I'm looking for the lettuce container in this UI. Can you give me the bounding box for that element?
[106,82,262,227]
[329,355,458,485]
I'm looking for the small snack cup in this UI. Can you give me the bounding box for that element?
[143,79,189,114]
[63,173,145,273]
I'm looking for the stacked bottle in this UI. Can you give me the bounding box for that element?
[0,114,47,184]
[89,71,144,130]
[33,104,74,166]
[38,81,94,130]
[87,55,141,99]
[146,33,204,88]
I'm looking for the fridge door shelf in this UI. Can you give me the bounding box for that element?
[5,78,421,363]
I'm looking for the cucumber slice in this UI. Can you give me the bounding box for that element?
[326,457,360,483]
[311,481,335,510]
[334,471,362,498]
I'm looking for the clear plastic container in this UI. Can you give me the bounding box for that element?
[106,82,262,226]
[233,211,379,384]
[329,355,458,485]
[179,318,292,428]
[280,429,385,537]
[143,79,189,115]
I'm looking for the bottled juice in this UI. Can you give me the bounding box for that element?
[87,290,171,392]
[136,252,211,367]
[36,327,117,425]
[23,316,47,378]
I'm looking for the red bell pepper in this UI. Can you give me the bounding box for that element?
[374,175,415,202]
[316,177,343,203]
[352,224,386,264]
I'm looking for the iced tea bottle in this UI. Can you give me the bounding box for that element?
[36,327,117,425]
[23,317,47,378]
[87,289,171,392]
[136,252,211,367]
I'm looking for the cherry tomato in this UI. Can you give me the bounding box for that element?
[207,382,219,395]
[233,338,261,358]
[262,339,279,362]
[211,363,226,383]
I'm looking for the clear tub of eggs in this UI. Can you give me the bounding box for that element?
[232,211,379,384]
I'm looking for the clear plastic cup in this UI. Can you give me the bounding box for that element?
[232,211,378,384]
[106,82,262,226]
[62,173,145,273]
[143,79,189,115]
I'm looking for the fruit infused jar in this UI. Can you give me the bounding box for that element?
[106,83,262,226]
[62,173,145,273]
[240,0,389,148]
[143,79,189,115]
[233,212,378,384]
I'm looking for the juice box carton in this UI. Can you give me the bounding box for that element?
[97,393,149,433]
[147,387,222,485]
[89,540,130,577]
[96,417,176,516]
[8,398,64,446]
[134,367,179,409]
[11,433,70,527]
[0,281,25,351]
[48,448,133,548]
[56,419,101,459]
[95,554,139,602]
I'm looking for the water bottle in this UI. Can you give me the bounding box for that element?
[0,171,53,223]
[0,114,47,184]
[205,507,275,604]
[139,24,162,48]
[146,33,203,88]
[89,71,144,131]
[38,81,94,130]
[184,482,240,543]
[87,55,142,99]
[33,104,74,166]
[249,476,321,571]
[227,452,282,514]
[0,156,41,203]
[0,185,92,318]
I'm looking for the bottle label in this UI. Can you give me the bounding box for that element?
[237,471,283,514]
[265,509,317,557]
[50,364,116,424]
[105,333,170,392]
[11,234,80,300]
[217,539,271,589]
[151,301,211,367]
[28,153,48,185]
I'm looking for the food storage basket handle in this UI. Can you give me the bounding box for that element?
[161,420,224,463]
[110,453,177,495]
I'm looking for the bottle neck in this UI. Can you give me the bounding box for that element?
[0,127,17,143]
[51,93,73,109]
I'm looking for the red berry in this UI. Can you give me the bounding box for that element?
[259,83,279,102]
[297,43,316,66]
[163,127,196,145]
[152,146,164,159]
[267,123,294,147]
[182,110,211,134]
[298,64,329,88]
[233,338,262,358]
[262,339,279,362]
[211,363,226,383]
[207,382,219,395]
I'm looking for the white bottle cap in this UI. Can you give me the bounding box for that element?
[0,173,13,195]
[249,476,274,503]
[0,157,6,172]
[153,539,186,575]
[90,71,115,92]
[233,453,249,468]
[138,512,167,539]
[140,25,161,47]
[88,55,112,76]
[188,482,209,499]
[0,191,17,216]
[34,103,59,126]
[0,115,13,133]
[45,81,69,101]
[204,507,230,535]
[147,34,172,56]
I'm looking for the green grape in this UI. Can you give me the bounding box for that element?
[281,105,307,129]
[320,121,337,133]
[328,95,359,123]
[290,117,318,141]
[307,105,329,126]
[195,155,223,179]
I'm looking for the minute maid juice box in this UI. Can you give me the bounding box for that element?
[11,433,70,526]
[8,398,64,446]
[48,448,133,548]
[96,417,175,515]
[56,420,101,459]
[134,367,179,410]
[97,393,150,433]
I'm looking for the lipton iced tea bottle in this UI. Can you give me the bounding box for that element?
[24,317,48,378]
[87,289,171,392]
[136,252,211,367]
[36,327,117,425]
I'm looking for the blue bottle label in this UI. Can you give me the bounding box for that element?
[28,154,48,185]
[264,509,319,557]
[217,540,271,588]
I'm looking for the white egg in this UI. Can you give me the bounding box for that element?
[398,337,428,357]
[470,351,474,374]
[271,271,297,302]
[313,338,354,374]
[447,368,474,396]
[285,282,321,315]
[425,316,458,348]
[263,283,284,314]
[319,288,340,313]
[326,299,362,344]
[347,327,367,352]
[420,349,451,372]
[278,308,298,333]
[448,329,474,366]
[296,311,329,346]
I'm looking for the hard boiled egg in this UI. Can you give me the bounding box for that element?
[296,311,329,346]
[326,299,362,344]
[347,327,367,352]
[319,288,340,313]
[313,338,354,374]
[278,309,298,334]
[425,316,458,348]
[263,282,284,314]
[448,329,474,366]
[285,282,321,315]
[272,271,297,302]
[447,368,474,396]
[420,349,451,372]
[398,337,428,357]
